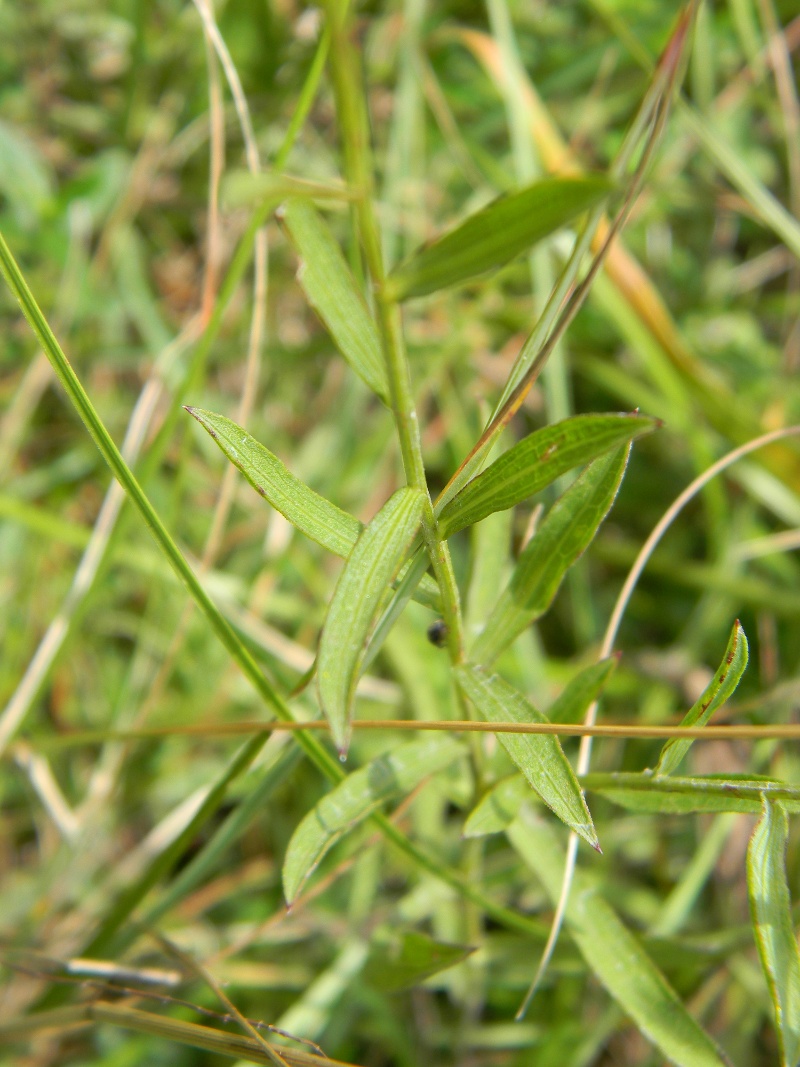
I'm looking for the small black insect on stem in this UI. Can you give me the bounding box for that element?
[427,619,449,648]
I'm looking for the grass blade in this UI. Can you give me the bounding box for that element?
[747,798,800,1067]
[385,176,612,300]
[318,487,425,753]
[654,621,749,776]
[282,735,464,902]
[81,735,271,958]
[471,446,630,664]
[140,746,302,931]
[438,413,655,538]
[508,811,729,1067]
[280,199,389,401]
[583,773,800,814]
[456,664,598,849]
[0,233,292,730]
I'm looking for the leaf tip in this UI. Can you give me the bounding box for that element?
[659,4,694,78]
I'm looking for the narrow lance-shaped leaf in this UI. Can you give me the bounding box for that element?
[463,774,528,838]
[547,655,619,723]
[747,798,800,1067]
[186,408,441,609]
[279,199,389,401]
[363,929,475,992]
[438,413,656,538]
[471,446,630,665]
[318,487,425,753]
[188,406,360,556]
[385,175,612,301]
[463,658,618,837]
[582,773,800,815]
[283,735,464,903]
[654,621,748,776]
[456,663,598,849]
[508,811,729,1067]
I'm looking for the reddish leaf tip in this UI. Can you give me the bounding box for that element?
[658,5,693,78]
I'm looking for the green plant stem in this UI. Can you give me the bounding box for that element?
[323,1,424,490]
[0,231,537,959]
[0,231,290,727]
[324,0,465,661]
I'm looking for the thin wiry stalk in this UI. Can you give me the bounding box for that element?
[150,930,291,1067]
[323,0,465,661]
[0,955,323,1056]
[20,718,800,748]
[0,1002,360,1067]
[588,0,800,260]
[436,7,691,512]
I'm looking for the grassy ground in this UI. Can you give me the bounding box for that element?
[1,1,800,1065]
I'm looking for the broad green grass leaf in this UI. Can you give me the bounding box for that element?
[463,774,528,837]
[547,656,618,723]
[508,811,730,1067]
[456,664,598,849]
[187,408,441,609]
[438,413,655,538]
[471,447,630,664]
[280,199,389,401]
[363,928,475,991]
[583,773,800,814]
[385,176,612,300]
[318,487,425,753]
[283,735,464,902]
[654,621,748,776]
[747,798,800,1067]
